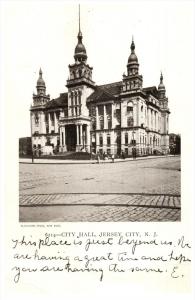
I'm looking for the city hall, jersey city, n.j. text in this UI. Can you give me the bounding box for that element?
[30,10,170,158]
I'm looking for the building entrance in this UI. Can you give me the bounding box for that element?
[66,125,76,151]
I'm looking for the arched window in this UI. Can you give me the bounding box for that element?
[79,69,82,78]
[127,116,134,127]
[35,113,39,124]
[99,135,103,146]
[125,133,128,145]
[75,92,77,105]
[127,101,133,113]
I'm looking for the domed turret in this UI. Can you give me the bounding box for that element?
[158,72,165,90]
[36,68,46,95]
[127,37,139,76]
[74,5,87,63]
[74,30,87,63]
[158,72,166,99]
[37,68,45,87]
[128,39,138,64]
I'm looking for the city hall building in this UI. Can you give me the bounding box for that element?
[30,17,170,157]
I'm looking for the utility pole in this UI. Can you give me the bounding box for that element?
[30,111,34,163]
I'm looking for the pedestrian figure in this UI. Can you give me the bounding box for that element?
[111,153,115,163]
[121,150,125,159]
[97,152,100,164]
[103,152,106,160]
[132,148,136,160]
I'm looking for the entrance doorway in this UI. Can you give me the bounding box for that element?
[66,125,76,151]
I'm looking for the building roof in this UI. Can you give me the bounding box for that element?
[46,93,68,109]
[87,81,122,102]
[143,86,159,98]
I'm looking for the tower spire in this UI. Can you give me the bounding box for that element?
[160,71,163,84]
[79,4,81,33]
[74,4,87,63]
[78,4,82,40]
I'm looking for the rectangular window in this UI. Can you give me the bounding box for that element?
[127,106,133,112]
[99,149,103,155]
[100,119,104,130]
[127,117,134,127]
[125,134,128,145]
[99,136,103,146]
[108,118,112,129]
[107,149,111,155]
[107,136,111,146]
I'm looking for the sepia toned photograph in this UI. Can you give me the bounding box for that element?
[18,3,181,222]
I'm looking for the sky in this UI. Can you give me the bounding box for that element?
[0,0,194,137]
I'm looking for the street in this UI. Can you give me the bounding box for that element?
[19,156,181,222]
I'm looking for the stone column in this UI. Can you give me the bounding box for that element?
[103,132,106,153]
[48,113,51,133]
[54,112,58,133]
[61,126,66,151]
[76,125,79,145]
[59,127,62,151]
[137,101,139,127]
[76,125,80,152]
[111,103,114,129]
[133,103,137,127]
[96,106,99,130]
[121,131,125,151]
[96,132,99,153]
[103,105,107,129]
[110,131,115,154]
[80,124,83,148]
[147,108,150,129]
[86,125,90,152]
[40,112,46,134]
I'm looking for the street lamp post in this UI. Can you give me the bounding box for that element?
[132,129,136,159]
[30,111,34,163]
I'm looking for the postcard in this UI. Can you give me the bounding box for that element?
[0,1,194,300]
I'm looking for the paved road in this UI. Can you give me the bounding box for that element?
[19,156,181,222]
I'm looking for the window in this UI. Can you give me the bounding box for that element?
[115,109,121,122]
[127,106,133,112]
[75,93,78,105]
[127,117,134,127]
[141,105,143,112]
[98,106,104,116]
[100,118,104,130]
[125,133,128,145]
[35,113,39,124]
[50,113,54,126]
[45,113,48,123]
[108,117,112,129]
[107,135,111,146]
[99,136,103,146]
[91,119,96,131]
[107,149,111,155]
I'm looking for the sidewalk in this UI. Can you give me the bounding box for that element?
[19,155,177,164]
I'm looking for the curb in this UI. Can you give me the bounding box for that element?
[19,155,179,165]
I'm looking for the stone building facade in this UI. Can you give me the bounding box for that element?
[30,21,170,156]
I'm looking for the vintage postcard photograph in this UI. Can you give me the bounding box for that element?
[18,3,181,223]
[1,1,194,300]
